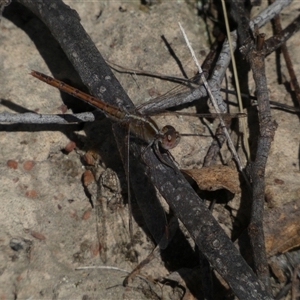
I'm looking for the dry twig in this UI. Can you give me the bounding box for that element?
[3,0,296,298]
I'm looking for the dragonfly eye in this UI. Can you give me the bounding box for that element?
[160,125,181,150]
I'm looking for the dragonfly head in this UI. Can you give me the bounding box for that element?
[159,125,181,150]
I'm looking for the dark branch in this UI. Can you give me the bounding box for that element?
[14,0,276,298]
[247,32,278,293]
[264,14,300,56]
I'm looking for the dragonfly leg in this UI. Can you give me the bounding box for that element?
[153,142,179,173]
[123,216,179,286]
[164,148,180,169]
[123,246,159,286]
[140,140,179,173]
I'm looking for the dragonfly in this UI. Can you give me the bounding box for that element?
[30,70,181,169]
[30,70,245,160]
[30,70,245,252]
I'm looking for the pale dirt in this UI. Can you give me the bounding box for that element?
[0,1,299,299]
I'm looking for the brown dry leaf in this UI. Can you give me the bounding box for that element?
[264,199,300,257]
[182,165,240,194]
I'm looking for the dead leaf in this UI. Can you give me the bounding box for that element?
[182,165,240,194]
[264,199,300,256]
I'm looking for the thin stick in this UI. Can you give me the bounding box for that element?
[270,0,300,106]
[178,23,251,188]
[0,111,98,124]
[126,128,134,246]
[75,265,130,273]
[75,265,157,291]
[221,0,250,160]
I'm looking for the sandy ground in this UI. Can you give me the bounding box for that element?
[0,1,300,299]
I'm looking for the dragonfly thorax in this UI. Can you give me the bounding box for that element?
[127,114,180,150]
